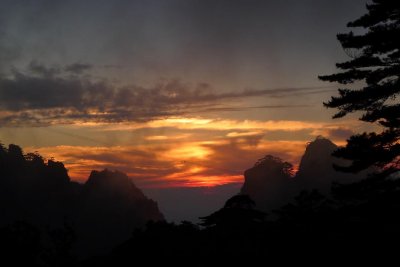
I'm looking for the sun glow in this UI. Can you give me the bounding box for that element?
[20,113,360,189]
[166,143,212,160]
[162,172,243,187]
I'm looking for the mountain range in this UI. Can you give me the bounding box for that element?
[0,137,369,257]
[0,144,163,257]
[241,136,368,211]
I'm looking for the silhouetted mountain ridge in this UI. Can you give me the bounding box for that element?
[84,169,147,199]
[241,137,368,211]
[241,155,295,211]
[0,143,164,258]
[295,136,362,191]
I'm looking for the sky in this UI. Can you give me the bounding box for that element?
[0,0,371,194]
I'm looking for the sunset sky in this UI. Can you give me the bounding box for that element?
[0,0,372,190]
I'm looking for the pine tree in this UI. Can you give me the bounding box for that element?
[319,0,400,177]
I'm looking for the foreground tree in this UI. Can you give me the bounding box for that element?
[319,0,400,177]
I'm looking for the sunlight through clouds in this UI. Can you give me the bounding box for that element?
[9,114,367,188]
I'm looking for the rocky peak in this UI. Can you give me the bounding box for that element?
[85,169,145,199]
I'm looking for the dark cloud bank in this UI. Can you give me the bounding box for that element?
[0,62,333,126]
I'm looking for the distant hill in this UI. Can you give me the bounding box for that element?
[241,137,368,211]
[0,143,164,258]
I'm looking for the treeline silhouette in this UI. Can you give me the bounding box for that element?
[88,180,400,266]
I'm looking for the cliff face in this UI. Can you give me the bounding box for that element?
[241,137,367,211]
[0,144,164,257]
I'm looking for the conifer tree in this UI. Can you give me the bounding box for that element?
[319,0,400,177]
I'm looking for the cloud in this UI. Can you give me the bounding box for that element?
[145,134,191,141]
[311,125,358,143]
[188,104,313,114]
[326,127,354,140]
[197,139,306,176]
[15,115,354,189]
[64,63,92,74]
[226,131,263,138]
[28,60,61,77]
[30,145,179,185]
[145,117,328,131]
[0,21,20,73]
[0,62,334,126]
[28,136,308,188]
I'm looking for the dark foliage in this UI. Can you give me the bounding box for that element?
[84,188,400,266]
[319,0,400,176]
[199,194,266,228]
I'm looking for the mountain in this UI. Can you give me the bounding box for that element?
[75,169,163,256]
[241,137,367,212]
[240,155,297,211]
[0,143,164,258]
[294,136,364,193]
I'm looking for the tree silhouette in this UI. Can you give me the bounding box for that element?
[319,0,400,177]
[199,194,265,228]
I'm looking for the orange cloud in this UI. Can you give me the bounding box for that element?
[26,136,308,188]
[76,117,328,131]
[140,117,328,131]
[226,131,263,137]
[16,116,369,188]
[145,134,191,141]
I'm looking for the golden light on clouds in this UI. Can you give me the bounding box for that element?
[226,131,263,137]
[73,116,362,137]
[108,117,330,131]
[27,138,308,188]
[145,134,192,141]
[16,115,364,188]
[166,143,212,160]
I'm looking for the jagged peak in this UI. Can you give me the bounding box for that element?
[246,154,294,178]
[306,136,337,150]
[87,169,130,186]
[85,169,146,198]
